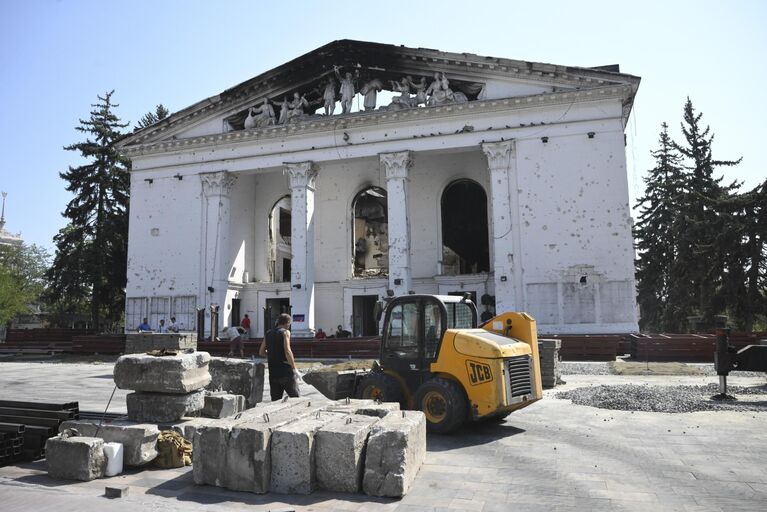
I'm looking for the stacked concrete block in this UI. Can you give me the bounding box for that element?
[323,398,400,418]
[206,357,265,407]
[316,413,382,493]
[193,398,326,493]
[362,410,427,498]
[270,411,347,494]
[124,332,197,354]
[171,417,221,444]
[114,352,211,422]
[302,369,369,400]
[58,420,159,466]
[538,338,562,388]
[201,392,246,419]
[46,436,107,481]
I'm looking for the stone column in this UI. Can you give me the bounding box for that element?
[200,171,237,333]
[286,161,317,338]
[381,151,413,296]
[482,141,519,313]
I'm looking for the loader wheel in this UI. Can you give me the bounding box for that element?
[356,373,404,405]
[415,378,468,434]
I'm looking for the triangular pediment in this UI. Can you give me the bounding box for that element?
[119,39,639,149]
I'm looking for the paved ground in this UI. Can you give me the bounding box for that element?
[0,357,765,511]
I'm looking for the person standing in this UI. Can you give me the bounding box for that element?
[240,314,251,340]
[226,325,244,358]
[259,313,299,400]
[168,316,180,333]
[158,319,168,333]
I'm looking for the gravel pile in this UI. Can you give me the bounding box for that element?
[559,362,612,375]
[556,383,767,413]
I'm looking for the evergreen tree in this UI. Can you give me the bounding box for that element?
[671,98,741,326]
[46,91,130,330]
[634,123,686,331]
[134,104,169,130]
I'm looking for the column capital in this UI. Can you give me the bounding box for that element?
[200,171,237,197]
[481,140,515,171]
[285,161,317,190]
[380,151,412,181]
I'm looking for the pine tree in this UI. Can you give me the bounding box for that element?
[46,91,130,330]
[672,98,741,327]
[634,123,686,331]
[134,104,169,130]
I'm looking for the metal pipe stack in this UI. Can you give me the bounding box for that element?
[0,400,79,464]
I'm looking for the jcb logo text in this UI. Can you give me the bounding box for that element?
[466,360,493,386]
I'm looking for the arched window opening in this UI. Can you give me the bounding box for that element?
[441,179,489,275]
[352,187,388,278]
[268,196,291,283]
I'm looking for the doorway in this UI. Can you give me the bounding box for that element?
[264,298,290,333]
[441,179,489,275]
[352,295,379,336]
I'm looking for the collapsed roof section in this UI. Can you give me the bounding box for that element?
[118,39,640,149]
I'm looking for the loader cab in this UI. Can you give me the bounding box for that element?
[379,295,478,394]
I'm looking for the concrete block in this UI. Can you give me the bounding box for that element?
[316,413,381,493]
[59,420,159,466]
[126,390,205,423]
[193,398,325,493]
[201,392,245,418]
[46,436,106,481]
[124,333,197,354]
[171,417,220,445]
[114,352,211,393]
[270,411,346,494]
[362,410,427,498]
[105,486,129,498]
[207,358,265,407]
[323,398,400,418]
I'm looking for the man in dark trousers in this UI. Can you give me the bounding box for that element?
[259,313,300,400]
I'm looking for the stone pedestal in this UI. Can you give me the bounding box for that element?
[127,390,206,423]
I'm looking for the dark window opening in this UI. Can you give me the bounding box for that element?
[352,187,388,278]
[441,180,489,275]
[264,298,291,332]
[268,196,291,283]
[352,295,379,336]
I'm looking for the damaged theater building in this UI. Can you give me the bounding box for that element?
[117,40,640,338]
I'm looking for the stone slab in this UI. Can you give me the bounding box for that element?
[126,390,205,423]
[105,485,130,498]
[171,417,220,445]
[124,333,197,354]
[207,358,265,407]
[59,420,159,466]
[201,392,245,418]
[270,411,347,494]
[322,398,400,418]
[362,410,427,497]
[316,413,381,493]
[193,398,325,493]
[114,352,211,393]
[46,436,106,481]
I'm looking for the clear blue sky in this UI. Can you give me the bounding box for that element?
[1,0,765,251]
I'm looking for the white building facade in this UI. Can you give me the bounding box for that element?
[118,40,640,337]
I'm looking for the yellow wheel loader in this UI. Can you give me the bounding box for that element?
[309,294,542,433]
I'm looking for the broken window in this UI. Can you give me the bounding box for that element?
[268,196,291,283]
[352,187,388,278]
[441,179,490,275]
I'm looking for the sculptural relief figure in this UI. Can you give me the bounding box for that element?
[407,76,428,106]
[322,78,336,116]
[275,97,290,125]
[243,107,258,129]
[334,65,355,114]
[286,92,309,123]
[388,78,414,110]
[426,72,468,106]
[360,78,383,111]
[250,97,276,128]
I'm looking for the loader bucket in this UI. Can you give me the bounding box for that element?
[303,368,370,400]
